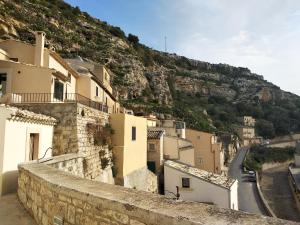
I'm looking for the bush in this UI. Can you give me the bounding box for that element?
[109,26,125,38]
[243,145,295,172]
[127,33,139,44]
[255,119,275,139]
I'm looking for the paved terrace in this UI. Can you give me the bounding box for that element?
[17,160,300,225]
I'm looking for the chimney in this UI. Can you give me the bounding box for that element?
[34,31,46,67]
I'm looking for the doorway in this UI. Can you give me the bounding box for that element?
[0,73,7,97]
[29,133,39,160]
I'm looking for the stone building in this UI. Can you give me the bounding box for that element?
[0,105,56,196]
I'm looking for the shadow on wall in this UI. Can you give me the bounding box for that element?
[1,170,18,195]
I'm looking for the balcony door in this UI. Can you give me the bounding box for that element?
[0,73,7,97]
[54,79,64,101]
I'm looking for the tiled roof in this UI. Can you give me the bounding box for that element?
[1,105,57,125]
[147,129,165,139]
[164,160,236,189]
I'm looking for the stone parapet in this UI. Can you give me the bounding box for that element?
[18,162,298,225]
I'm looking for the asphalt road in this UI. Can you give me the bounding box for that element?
[228,147,268,215]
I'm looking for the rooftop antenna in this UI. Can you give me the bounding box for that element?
[164,36,167,52]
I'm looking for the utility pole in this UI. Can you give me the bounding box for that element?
[164,36,167,52]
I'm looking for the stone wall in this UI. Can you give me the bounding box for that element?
[18,162,297,225]
[15,103,112,180]
[43,153,85,178]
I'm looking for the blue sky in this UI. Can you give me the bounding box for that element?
[65,0,300,95]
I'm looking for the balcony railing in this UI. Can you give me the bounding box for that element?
[7,93,109,113]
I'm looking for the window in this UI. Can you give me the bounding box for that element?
[197,136,201,140]
[9,58,18,62]
[54,80,64,101]
[105,72,108,80]
[198,157,203,165]
[182,178,190,188]
[132,126,136,141]
[96,86,99,96]
[67,73,71,82]
[0,73,7,97]
[148,143,155,151]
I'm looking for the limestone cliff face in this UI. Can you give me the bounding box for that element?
[1,0,300,134]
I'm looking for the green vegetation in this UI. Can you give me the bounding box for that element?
[243,145,295,172]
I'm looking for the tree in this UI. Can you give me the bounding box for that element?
[255,119,275,139]
[127,33,139,44]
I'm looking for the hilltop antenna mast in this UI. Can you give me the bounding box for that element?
[164,36,167,52]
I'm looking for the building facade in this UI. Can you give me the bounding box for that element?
[164,160,238,210]
[186,129,225,174]
[110,113,157,192]
[0,105,56,195]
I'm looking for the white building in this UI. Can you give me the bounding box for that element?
[164,160,238,210]
[0,105,56,195]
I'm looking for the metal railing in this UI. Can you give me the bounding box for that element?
[9,93,109,113]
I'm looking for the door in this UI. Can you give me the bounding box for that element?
[147,161,156,174]
[29,134,39,160]
[54,80,64,101]
[0,73,7,97]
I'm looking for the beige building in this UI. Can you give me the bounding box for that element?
[238,116,256,127]
[0,32,119,114]
[164,160,238,210]
[0,105,56,196]
[110,113,157,192]
[66,58,120,114]
[157,119,186,138]
[186,129,225,174]
[147,129,165,175]
[163,136,195,166]
[145,114,158,127]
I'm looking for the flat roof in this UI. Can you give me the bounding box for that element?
[164,160,236,189]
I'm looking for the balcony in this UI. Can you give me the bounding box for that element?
[2,93,109,113]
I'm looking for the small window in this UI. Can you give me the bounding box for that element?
[9,58,18,62]
[132,126,136,141]
[67,73,71,82]
[198,157,203,165]
[148,143,155,151]
[182,178,190,188]
[197,136,201,140]
[96,86,99,96]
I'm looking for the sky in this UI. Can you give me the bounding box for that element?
[65,0,300,95]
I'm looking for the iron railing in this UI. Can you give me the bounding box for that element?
[9,93,109,113]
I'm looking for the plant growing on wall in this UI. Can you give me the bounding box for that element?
[86,123,114,146]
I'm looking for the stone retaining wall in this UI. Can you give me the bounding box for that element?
[18,162,298,225]
[14,103,110,179]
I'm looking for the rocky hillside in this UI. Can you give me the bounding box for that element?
[1,0,300,137]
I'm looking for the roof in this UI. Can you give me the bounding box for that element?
[66,58,117,101]
[1,105,57,125]
[164,160,236,189]
[147,128,165,139]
